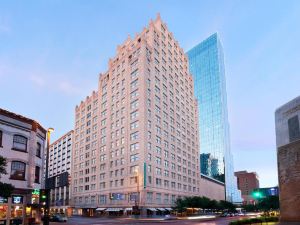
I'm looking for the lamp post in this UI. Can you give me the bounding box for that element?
[44,128,54,225]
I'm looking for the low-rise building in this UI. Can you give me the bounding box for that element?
[0,108,46,225]
[235,170,259,204]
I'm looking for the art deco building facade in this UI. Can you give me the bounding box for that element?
[187,33,242,203]
[48,130,73,215]
[0,108,46,224]
[71,15,201,215]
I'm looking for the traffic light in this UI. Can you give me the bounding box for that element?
[252,191,263,199]
[40,189,49,207]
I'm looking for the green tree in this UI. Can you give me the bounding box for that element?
[0,155,14,198]
[242,204,258,212]
[257,196,279,211]
[0,156,7,176]
[174,198,186,213]
[174,196,238,213]
[218,200,236,212]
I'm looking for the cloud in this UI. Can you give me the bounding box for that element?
[29,75,46,87]
[57,80,82,96]
[28,73,88,96]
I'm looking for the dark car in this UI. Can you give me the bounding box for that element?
[49,214,68,222]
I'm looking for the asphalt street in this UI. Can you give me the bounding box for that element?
[50,215,263,225]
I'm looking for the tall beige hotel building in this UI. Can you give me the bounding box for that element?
[71,15,223,216]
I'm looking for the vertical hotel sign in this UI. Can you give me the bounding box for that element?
[31,189,40,204]
[144,162,146,188]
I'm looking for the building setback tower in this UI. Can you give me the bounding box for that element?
[71,15,201,216]
[187,33,241,202]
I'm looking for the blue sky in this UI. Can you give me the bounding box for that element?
[1,0,300,188]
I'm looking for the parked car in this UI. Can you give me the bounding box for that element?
[220,212,228,217]
[49,214,68,222]
[164,214,177,220]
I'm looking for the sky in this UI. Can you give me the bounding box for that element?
[1,0,300,188]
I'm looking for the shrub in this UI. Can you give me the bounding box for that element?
[229,216,279,225]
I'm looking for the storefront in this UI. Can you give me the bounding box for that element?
[0,195,25,225]
[50,206,72,217]
[0,197,8,225]
[0,189,46,225]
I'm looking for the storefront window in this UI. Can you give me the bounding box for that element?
[11,206,23,218]
[0,205,8,219]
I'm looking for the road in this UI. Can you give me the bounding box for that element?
[50,215,254,225]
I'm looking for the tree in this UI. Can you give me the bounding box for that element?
[0,155,14,197]
[174,196,238,214]
[174,198,186,213]
[218,200,236,212]
[257,196,279,211]
[242,204,258,212]
[0,156,7,176]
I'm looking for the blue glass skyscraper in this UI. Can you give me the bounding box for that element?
[187,33,242,202]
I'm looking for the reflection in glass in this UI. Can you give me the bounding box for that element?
[11,205,23,218]
[187,33,242,202]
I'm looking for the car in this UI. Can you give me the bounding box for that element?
[58,214,68,222]
[164,214,177,220]
[49,214,68,222]
[220,213,228,217]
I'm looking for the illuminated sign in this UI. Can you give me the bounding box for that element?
[26,207,31,216]
[110,193,125,200]
[12,195,23,204]
[129,193,138,201]
[31,189,40,204]
[32,189,40,196]
[0,197,8,204]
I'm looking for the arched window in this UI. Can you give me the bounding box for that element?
[36,142,41,157]
[10,161,26,180]
[13,135,27,152]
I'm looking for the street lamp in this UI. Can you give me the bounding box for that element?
[44,128,54,225]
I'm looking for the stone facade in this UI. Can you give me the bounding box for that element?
[275,96,300,222]
[71,14,203,216]
[0,108,46,225]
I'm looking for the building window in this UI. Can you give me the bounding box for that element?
[35,166,40,183]
[288,115,300,142]
[12,135,27,152]
[10,161,26,180]
[36,143,41,158]
[0,130,2,147]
